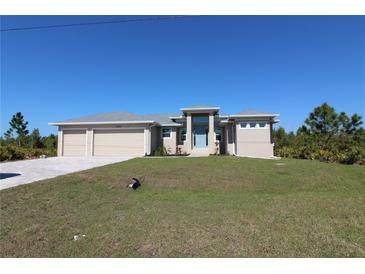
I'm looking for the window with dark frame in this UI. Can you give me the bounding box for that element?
[180,128,186,142]
[249,122,257,128]
[162,128,171,138]
[259,122,267,128]
[215,128,222,141]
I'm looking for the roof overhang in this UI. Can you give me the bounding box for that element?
[229,114,279,118]
[49,121,156,126]
[180,107,220,114]
[169,115,184,120]
[160,123,183,127]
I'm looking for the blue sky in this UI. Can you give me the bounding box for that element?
[1,16,364,136]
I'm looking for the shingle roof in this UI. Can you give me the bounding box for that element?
[54,112,181,125]
[232,109,278,116]
[50,107,279,126]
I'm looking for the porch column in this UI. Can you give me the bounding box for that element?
[208,113,215,154]
[186,113,192,154]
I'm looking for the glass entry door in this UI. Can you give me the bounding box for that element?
[193,126,208,148]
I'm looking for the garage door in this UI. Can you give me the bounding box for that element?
[93,129,144,156]
[63,130,86,156]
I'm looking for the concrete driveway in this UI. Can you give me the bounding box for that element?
[0,156,135,191]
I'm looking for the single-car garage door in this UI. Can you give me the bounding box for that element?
[63,130,86,156]
[93,129,145,156]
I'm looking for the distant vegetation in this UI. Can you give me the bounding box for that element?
[0,112,57,161]
[273,103,364,165]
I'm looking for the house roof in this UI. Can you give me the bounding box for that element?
[49,112,181,126]
[49,107,279,126]
[230,109,279,117]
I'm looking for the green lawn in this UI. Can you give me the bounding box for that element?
[1,156,364,257]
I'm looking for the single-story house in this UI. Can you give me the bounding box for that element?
[49,105,279,158]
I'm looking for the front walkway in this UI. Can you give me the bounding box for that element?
[0,156,135,190]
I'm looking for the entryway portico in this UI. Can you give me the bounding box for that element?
[181,106,219,155]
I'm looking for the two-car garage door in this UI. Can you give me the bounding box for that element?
[93,129,144,156]
[62,129,145,156]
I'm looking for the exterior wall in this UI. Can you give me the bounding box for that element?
[234,120,274,158]
[208,113,215,154]
[58,123,151,157]
[216,126,225,155]
[144,127,151,155]
[150,126,161,155]
[86,128,93,157]
[225,124,235,155]
[186,113,192,153]
[177,122,189,154]
[161,127,177,154]
[57,128,63,156]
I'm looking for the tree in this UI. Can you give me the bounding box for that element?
[338,112,363,134]
[8,112,29,147]
[41,134,57,150]
[29,128,42,148]
[3,128,14,143]
[302,103,341,148]
[303,103,339,135]
[272,127,289,148]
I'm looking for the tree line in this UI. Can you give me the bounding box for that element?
[273,103,364,164]
[0,112,57,161]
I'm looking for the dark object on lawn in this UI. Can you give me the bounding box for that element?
[127,177,141,190]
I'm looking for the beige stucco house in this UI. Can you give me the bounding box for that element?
[50,105,279,158]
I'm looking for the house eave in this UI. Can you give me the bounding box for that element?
[180,107,220,112]
[229,114,279,118]
[169,116,184,120]
[160,123,183,127]
[49,121,156,126]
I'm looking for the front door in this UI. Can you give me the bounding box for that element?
[194,126,208,148]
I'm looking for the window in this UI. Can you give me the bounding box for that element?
[240,121,267,129]
[259,122,267,128]
[249,122,257,128]
[192,116,209,123]
[162,128,171,138]
[215,128,222,141]
[180,128,186,142]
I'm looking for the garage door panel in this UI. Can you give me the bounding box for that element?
[93,129,144,156]
[63,130,86,156]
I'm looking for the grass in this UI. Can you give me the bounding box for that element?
[0,156,364,257]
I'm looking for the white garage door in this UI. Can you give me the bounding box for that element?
[93,129,145,156]
[63,130,86,156]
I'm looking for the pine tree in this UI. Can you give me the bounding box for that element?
[8,112,29,147]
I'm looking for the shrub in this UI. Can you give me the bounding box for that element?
[0,145,57,162]
[314,149,337,163]
[338,146,364,165]
[153,146,169,156]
